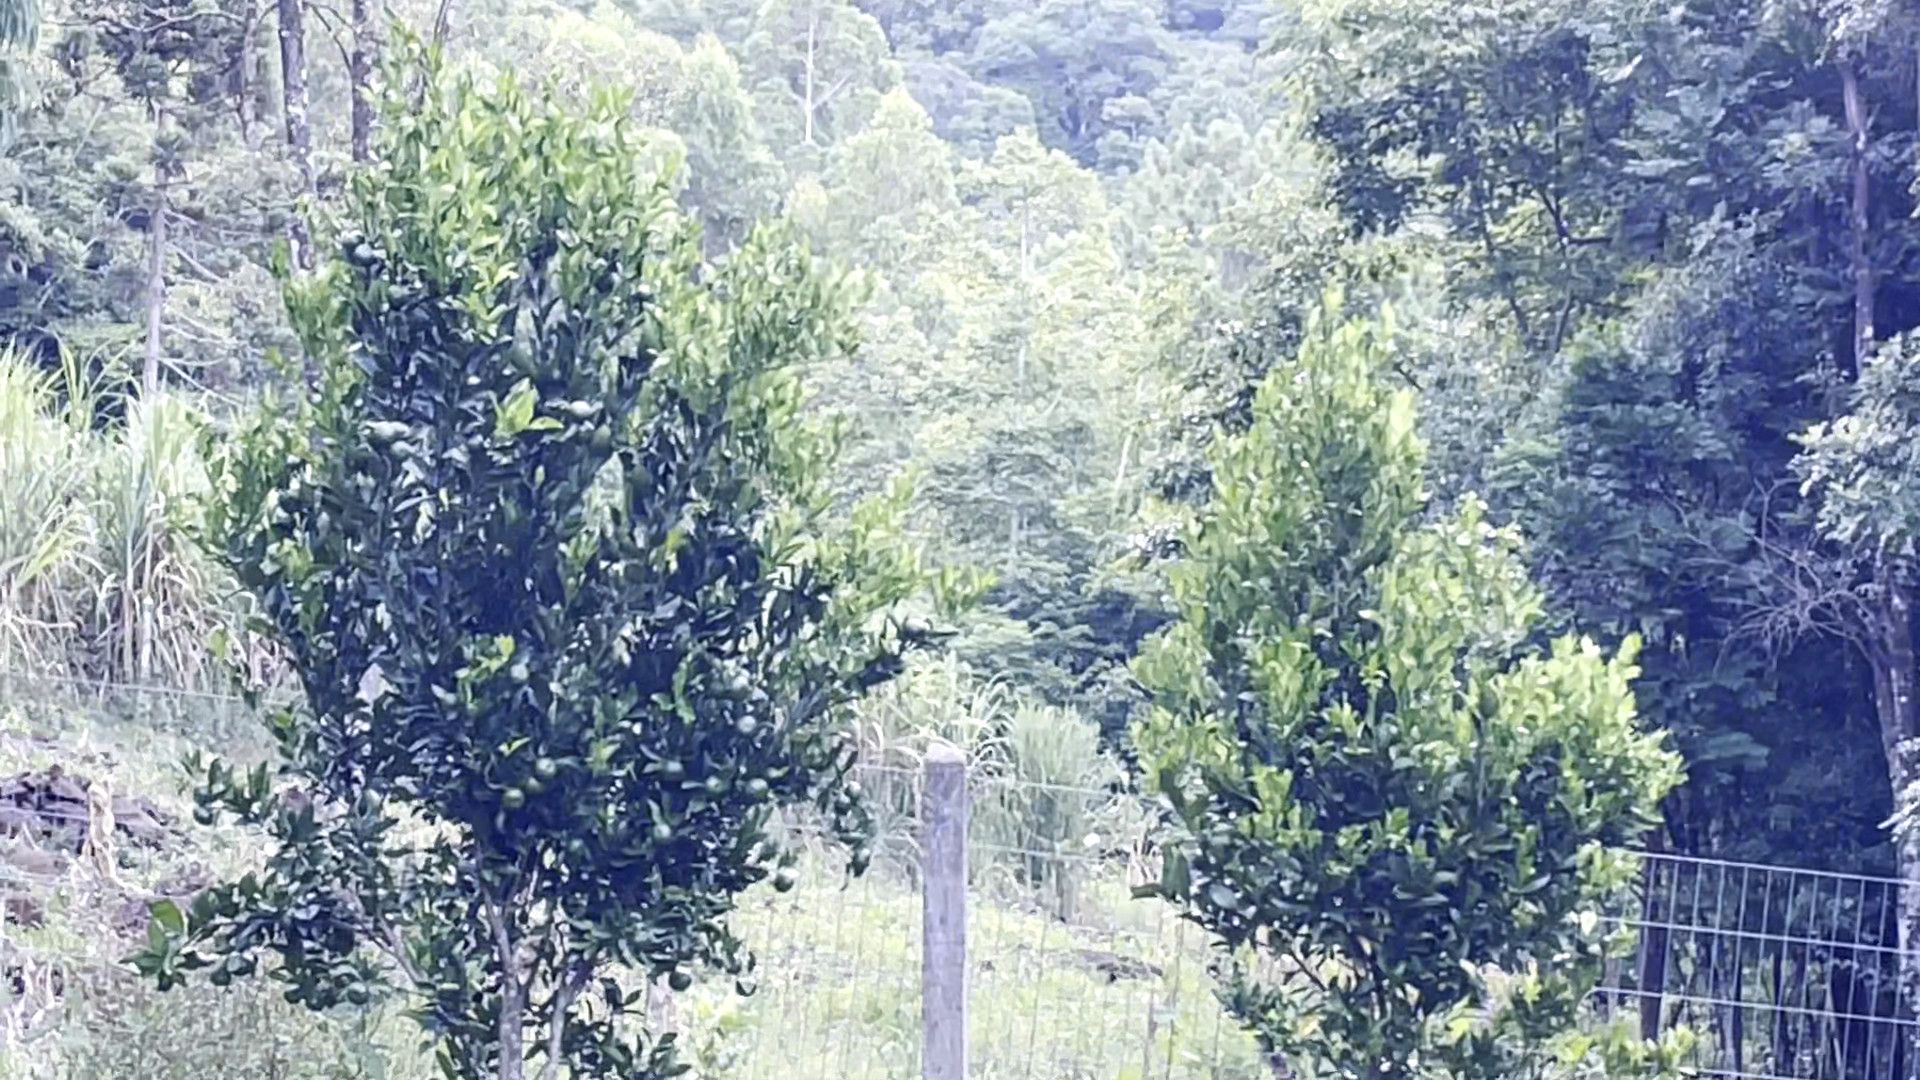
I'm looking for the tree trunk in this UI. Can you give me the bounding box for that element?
[1876,600,1920,1077]
[1015,200,1030,386]
[489,900,526,1080]
[1843,56,1920,1079]
[497,983,525,1080]
[1842,61,1875,376]
[276,0,314,268]
[237,0,260,149]
[802,12,817,145]
[1773,947,1790,1070]
[348,0,376,162]
[1727,952,1744,1076]
[1636,839,1669,1042]
[143,117,167,397]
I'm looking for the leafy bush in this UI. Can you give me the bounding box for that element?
[1131,314,1683,1077]
[37,976,428,1080]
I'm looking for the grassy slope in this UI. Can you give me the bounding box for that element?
[678,860,1265,1080]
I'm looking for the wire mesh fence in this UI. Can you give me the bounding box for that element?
[1596,853,1916,1080]
[692,762,1266,1080]
[0,672,1916,1079]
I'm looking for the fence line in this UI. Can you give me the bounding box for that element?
[2,676,1918,1078]
[1594,852,1915,1080]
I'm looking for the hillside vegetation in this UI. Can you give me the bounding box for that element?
[2,0,1916,1076]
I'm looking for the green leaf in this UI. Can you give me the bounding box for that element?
[150,899,186,936]
[495,379,538,438]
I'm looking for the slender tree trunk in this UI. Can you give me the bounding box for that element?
[1110,426,1135,510]
[143,113,168,397]
[237,0,260,149]
[276,0,314,268]
[348,0,376,162]
[1843,56,1920,1079]
[1728,954,1744,1076]
[1637,836,1670,1042]
[488,899,526,1080]
[1015,200,1030,386]
[802,12,817,145]
[497,983,525,1080]
[1773,947,1790,1069]
[142,198,164,394]
[1842,61,1875,376]
[1875,610,1920,1075]
[1008,196,1033,563]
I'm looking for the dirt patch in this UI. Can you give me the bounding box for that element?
[1069,947,1163,983]
[0,765,179,928]
[0,765,173,851]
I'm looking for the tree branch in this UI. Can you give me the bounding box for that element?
[483,891,522,999]
[540,963,592,1080]
[813,72,854,110]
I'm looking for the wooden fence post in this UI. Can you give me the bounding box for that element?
[922,742,968,1080]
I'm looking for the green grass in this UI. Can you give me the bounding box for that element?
[0,351,241,692]
[673,852,1266,1080]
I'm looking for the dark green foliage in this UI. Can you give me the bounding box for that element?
[1132,314,1681,1076]
[1284,0,1920,875]
[966,0,1169,162]
[133,58,940,1079]
[894,54,1035,152]
[1295,0,1644,355]
[1493,223,1893,861]
[846,0,1263,167]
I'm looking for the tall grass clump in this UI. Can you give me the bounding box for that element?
[0,351,95,678]
[0,349,241,694]
[975,699,1131,919]
[846,654,1136,918]
[86,394,224,688]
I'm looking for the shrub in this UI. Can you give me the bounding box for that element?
[1131,315,1682,1077]
[135,55,943,1080]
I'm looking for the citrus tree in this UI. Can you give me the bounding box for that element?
[1131,313,1683,1077]
[135,58,945,1080]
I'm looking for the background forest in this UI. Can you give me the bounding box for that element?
[3,0,1920,1073]
[4,0,1895,872]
